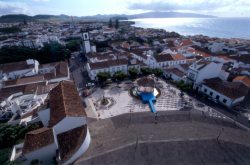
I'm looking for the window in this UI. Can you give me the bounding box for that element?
[85,34,88,39]
[117,67,120,71]
[93,71,96,74]
[216,95,220,99]
[122,66,125,71]
[210,92,213,96]
[104,69,106,72]
[112,68,115,72]
[137,66,139,68]
[159,63,161,66]
[204,88,207,93]
[223,99,227,103]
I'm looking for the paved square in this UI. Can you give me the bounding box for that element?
[88,80,194,119]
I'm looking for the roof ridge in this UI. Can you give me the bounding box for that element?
[60,82,67,117]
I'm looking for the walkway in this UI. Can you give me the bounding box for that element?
[75,111,250,165]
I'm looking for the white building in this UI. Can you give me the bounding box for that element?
[186,59,227,90]
[201,78,249,107]
[10,81,90,165]
[0,60,39,79]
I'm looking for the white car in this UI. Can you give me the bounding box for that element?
[86,83,95,87]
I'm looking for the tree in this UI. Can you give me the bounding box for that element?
[153,68,164,81]
[36,43,71,64]
[147,38,153,45]
[23,19,27,25]
[114,70,126,81]
[115,19,119,29]
[66,39,82,52]
[141,67,152,76]
[0,123,28,149]
[108,19,113,28]
[175,80,193,95]
[97,71,110,83]
[128,68,138,78]
[0,148,23,165]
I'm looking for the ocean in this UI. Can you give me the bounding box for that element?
[129,18,250,39]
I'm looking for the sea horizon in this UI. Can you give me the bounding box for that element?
[129,17,250,39]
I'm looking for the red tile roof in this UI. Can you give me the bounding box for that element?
[22,127,54,154]
[57,125,86,162]
[49,81,87,128]
[233,76,250,87]
[170,53,187,61]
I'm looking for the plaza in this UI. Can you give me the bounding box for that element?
[88,79,200,119]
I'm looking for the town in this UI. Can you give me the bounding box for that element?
[1,19,250,165]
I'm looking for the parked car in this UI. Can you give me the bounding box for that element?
[207,97,218,103]
[104,79,112,84]
[82,90,89,97]
[82,100,87,107]
[190,88,197,93]
[70,57,75,60]
[86,83,95,87]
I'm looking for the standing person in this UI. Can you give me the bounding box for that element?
[155,116,158,124]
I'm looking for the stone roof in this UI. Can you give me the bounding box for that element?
[170,53,187,61]
[22,127,55,155]
[164,68,186,78]
[57,125,86,162]
[88,61,109,70]
[233,76,250,87]
[202,81,249,100]
[154,54,174,62]
[55,61,68,78]
[49,81,87,128]
[0,82,46,102]
[137,77,155,87]
[107,59,128,67]
[0,60,35,73]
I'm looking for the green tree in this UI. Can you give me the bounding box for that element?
[114,70,126,81]
[147,38,153,45]
[23,19,27,25]
[108,19,113,28]
[36,43,71,64]
[66,39,82,52]
[128,68,138,78]
[141,67,152,76]
[153,68,164,81]
[175,80,192,95]
[115,19,119,29]
[97,71,110,83]
[0,123,28,149]
[0,148,23,165]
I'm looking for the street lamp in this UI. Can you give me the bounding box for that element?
[217,128,224,142]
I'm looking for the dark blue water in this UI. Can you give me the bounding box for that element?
[130,18,250,39]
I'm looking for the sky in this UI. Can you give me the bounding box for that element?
[0,0,250,17]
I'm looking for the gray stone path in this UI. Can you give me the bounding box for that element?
[75,111,250,165]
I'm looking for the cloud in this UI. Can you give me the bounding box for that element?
[127,0,250,13]
[0,1,33,15]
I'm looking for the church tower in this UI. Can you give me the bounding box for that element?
[82,31,91,54]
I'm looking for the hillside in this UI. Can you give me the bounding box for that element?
[0,12,217,23]
[0,14,38,23]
